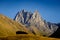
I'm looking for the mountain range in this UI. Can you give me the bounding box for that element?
[14,10,60,37]
[0,10,60,40]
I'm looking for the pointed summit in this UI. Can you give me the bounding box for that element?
[34,10,41,17]
[34,10,39,15]
[32,10,41,19]
[34,10,39,14]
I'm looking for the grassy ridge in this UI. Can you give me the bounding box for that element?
[0,14,32,36]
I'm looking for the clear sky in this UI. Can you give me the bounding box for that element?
[0,0,60,23]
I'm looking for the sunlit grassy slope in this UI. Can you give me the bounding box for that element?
[0,34,60,40]
[0,14,32,36]
[0,14,60,40]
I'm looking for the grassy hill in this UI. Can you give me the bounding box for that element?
[0,34,60,40]
[0,14,32,36]
[0,14,60,40]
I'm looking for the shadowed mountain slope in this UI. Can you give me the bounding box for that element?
[49,23,60,38]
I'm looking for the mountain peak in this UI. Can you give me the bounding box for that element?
[14,10,58,36]
[33,10,40,17]
[34,10,38,13]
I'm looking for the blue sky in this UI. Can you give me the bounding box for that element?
[0,0,60,23]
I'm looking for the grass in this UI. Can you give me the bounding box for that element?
[0,34,60,40]
[0,14,60,40]
[0,14,32,36]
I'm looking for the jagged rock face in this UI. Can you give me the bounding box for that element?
[14,10,58,36]
[14,10,33,26]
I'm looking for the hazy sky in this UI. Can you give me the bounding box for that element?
[0,0,60,23]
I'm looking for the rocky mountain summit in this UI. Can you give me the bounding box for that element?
[14,10,58,36]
